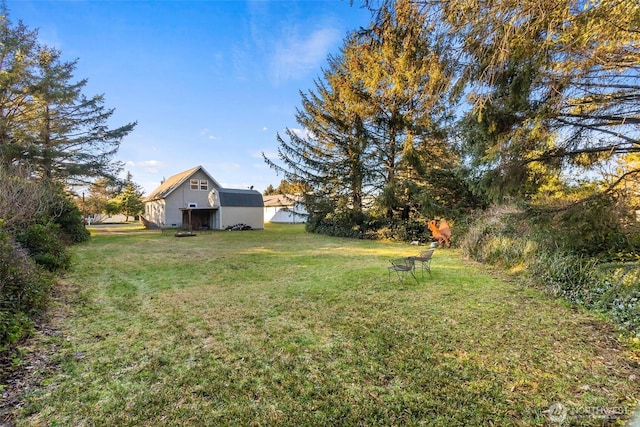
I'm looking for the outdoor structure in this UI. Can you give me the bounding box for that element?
[143,166,264,230]
[263,194,308,223]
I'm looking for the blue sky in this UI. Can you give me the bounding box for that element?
[7,0,373,196]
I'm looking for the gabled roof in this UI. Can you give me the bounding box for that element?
[145,166,220,201]
[262,194,301,207]
[217,188,264,207]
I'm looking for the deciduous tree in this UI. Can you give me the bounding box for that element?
[83,177,118,220]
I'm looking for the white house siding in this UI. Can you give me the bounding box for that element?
[264,202,308,223]
[145,199,169,226]
[267,206,307,223]
[162,196,185,227]
[264,206,279,223]
[159,172,218,227]
[220,206,264,230]
[144,166,263,230]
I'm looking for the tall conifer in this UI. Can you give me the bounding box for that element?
[0,9,136,186]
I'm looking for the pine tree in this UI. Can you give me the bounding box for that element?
[111,172,144,222]
[24,47,136,185]
[264,35,375,226]
[265,0,463,227]
[263,184,276,196]
[443,0,640,199]
[0,10,136,186]
[0,7,39,164]
[342,0,458,219]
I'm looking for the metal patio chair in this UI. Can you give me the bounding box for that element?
[388,257,418,284]
[411,248,435,279]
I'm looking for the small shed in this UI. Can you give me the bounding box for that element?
[143,166,264,230]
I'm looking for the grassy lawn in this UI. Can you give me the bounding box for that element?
[16,224,640,426]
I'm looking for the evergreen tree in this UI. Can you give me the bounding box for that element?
[112,172,144,221]
[0,7,39,164]
[0,10,136,186]
[23,47,136,185]
[263,184,276,196]
[265,0,462,229]
[264,34,374,227]
[442,0,640,199]
[263,180,307,196]
[344,0,458,219]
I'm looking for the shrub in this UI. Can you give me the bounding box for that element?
[360,218,430,242]
[461,204,640,336]
[530,251,605,306]
[306,219,364,239]
[597,266,640,334]
[15,222,71,272]
[529,192,637,259]
[459,205,526,267]
[0,227,53,352]
[52,193,90,244]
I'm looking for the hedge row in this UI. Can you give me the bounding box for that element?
[460,205,640,337]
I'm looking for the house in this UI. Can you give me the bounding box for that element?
[143,166,264,230]
[263,194,308,223]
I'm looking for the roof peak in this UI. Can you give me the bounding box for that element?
[145,165,218,201]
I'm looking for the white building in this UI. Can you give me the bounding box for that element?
[263,194,308,224]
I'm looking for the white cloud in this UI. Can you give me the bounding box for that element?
[238,2,344,86]
[271,27,341,84]
[125,160,166,173]
[199,128,219,141]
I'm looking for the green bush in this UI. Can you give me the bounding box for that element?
[597,266,640,334]
[459,205,525,266]
[360,218,430,242]
[529,192,637,259]
[15,222,71,272]
[306,219,364,239]
[530,251,605,306]
[53,193,90,244]
[460,204,640,336]
[309,217,437,243]
[0,228,53,352]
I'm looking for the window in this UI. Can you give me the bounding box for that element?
[191,179,208,191]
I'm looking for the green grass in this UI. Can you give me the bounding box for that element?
[17,224,640,426]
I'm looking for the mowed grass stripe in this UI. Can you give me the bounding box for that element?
[19,224,639,426]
